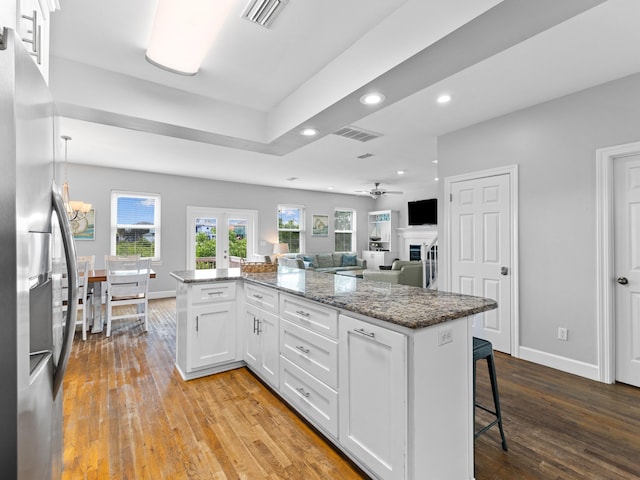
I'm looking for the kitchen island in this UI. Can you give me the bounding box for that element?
[170,267,497,480]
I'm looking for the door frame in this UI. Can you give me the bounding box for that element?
[443,164,519,357]
[595,140,640,384]
[186,206,258,270]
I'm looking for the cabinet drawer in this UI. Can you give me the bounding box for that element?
[280,319,338,389]
[280,356,338,438]
[191,282,236,303]
[280,295,338,339]
[245,283,279,314]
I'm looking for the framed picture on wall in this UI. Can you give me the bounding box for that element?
[71,208,96,240]
[312,214,329,236]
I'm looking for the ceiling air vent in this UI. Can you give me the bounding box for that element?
[242,0,289,28]
[333,126,382,143]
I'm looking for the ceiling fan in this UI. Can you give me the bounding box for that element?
[357,182,403,199]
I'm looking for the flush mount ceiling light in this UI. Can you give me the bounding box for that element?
[300,128,319,137]
[437,94,451,104]
[360,92,386,105]
[242,0,289,28]
[146,0,236,75]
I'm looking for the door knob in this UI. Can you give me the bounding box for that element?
[617,277,629,285]
[500,266,509,276]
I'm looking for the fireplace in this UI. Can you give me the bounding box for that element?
[409,244,422,261]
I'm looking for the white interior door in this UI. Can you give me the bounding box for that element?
[449,173,512,353]
[186,207,257,270]
[614,153,640,387]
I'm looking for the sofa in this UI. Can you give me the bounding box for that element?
[363,260,432,288]
[279,252,366,273]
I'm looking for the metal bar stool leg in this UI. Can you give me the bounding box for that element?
[486,352,508,451]
[473,337,508,451]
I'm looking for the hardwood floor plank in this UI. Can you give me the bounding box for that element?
[63,299,640,479]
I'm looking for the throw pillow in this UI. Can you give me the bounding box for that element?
[302,261,312,269]
[316,253,334,268]
[302,255,314,267]
[341,254,357,267]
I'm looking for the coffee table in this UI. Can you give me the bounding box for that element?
[335,269,364,279]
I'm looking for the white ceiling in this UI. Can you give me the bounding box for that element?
[49,0,640,199]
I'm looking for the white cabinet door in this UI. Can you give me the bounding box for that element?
[339,315,406,480]
[244,303,279,388]
[259,306,279,386]
[189,301,236,371]
[244,304,261,370]
[363,251,382,270]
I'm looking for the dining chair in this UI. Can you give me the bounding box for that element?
[104,254,141,265]
[62,259,91,341]
[104,257,151,337]
[77,254,96,321]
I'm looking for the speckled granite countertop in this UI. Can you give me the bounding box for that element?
[170,267,497,330]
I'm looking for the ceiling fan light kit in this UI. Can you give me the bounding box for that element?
[358,182,403,199]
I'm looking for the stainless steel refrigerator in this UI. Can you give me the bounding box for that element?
[0,27,78,479]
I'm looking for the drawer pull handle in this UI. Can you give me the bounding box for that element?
[296,387,310,398]
[295,310,310,317]
[354,328,375,338]
[196,315,199,332]
[295,345,310,354]
[253,294,263,299]
[207,291,223,296]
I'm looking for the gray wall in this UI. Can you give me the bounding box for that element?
[437,73,640,365]
[61,164,375,295]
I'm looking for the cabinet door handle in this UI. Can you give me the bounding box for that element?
[196,315,199,332]
[256,318,262,335]
[252,316,257,334]
[295,310,310,317]
[295,345,310,354]
[354,327,375,338]
[253,294,263,299]
[21,10,37,52]
[296,387,310,398]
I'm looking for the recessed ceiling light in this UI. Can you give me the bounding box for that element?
[360,93,386,105]
[327,186,334,190]
[432,159,438,164]
[397,170,405,175]
[300,128,318,136]
[434,177,439,181]
[437,94,451,104]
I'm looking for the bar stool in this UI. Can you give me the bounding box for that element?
[473,337,508,450]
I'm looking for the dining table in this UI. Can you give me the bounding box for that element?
[85,268,156,334]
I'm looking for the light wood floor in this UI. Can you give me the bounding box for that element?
[63,298,640,479]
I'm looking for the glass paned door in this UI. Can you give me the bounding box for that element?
[227,218,248,268]
[187,207,256,270]
[195,217,217,269]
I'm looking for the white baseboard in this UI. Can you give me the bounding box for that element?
[149,290,176,299]
[518,346,600,381]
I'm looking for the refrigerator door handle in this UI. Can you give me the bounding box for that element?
[52,187,78,399]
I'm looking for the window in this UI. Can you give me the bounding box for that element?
[111,191,161,260]
[334,209,356,252]
[277,205,304,253]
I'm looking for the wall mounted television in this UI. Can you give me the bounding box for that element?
[408,198,437,225]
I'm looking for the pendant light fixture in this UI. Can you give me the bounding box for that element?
[61,135,92,228]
